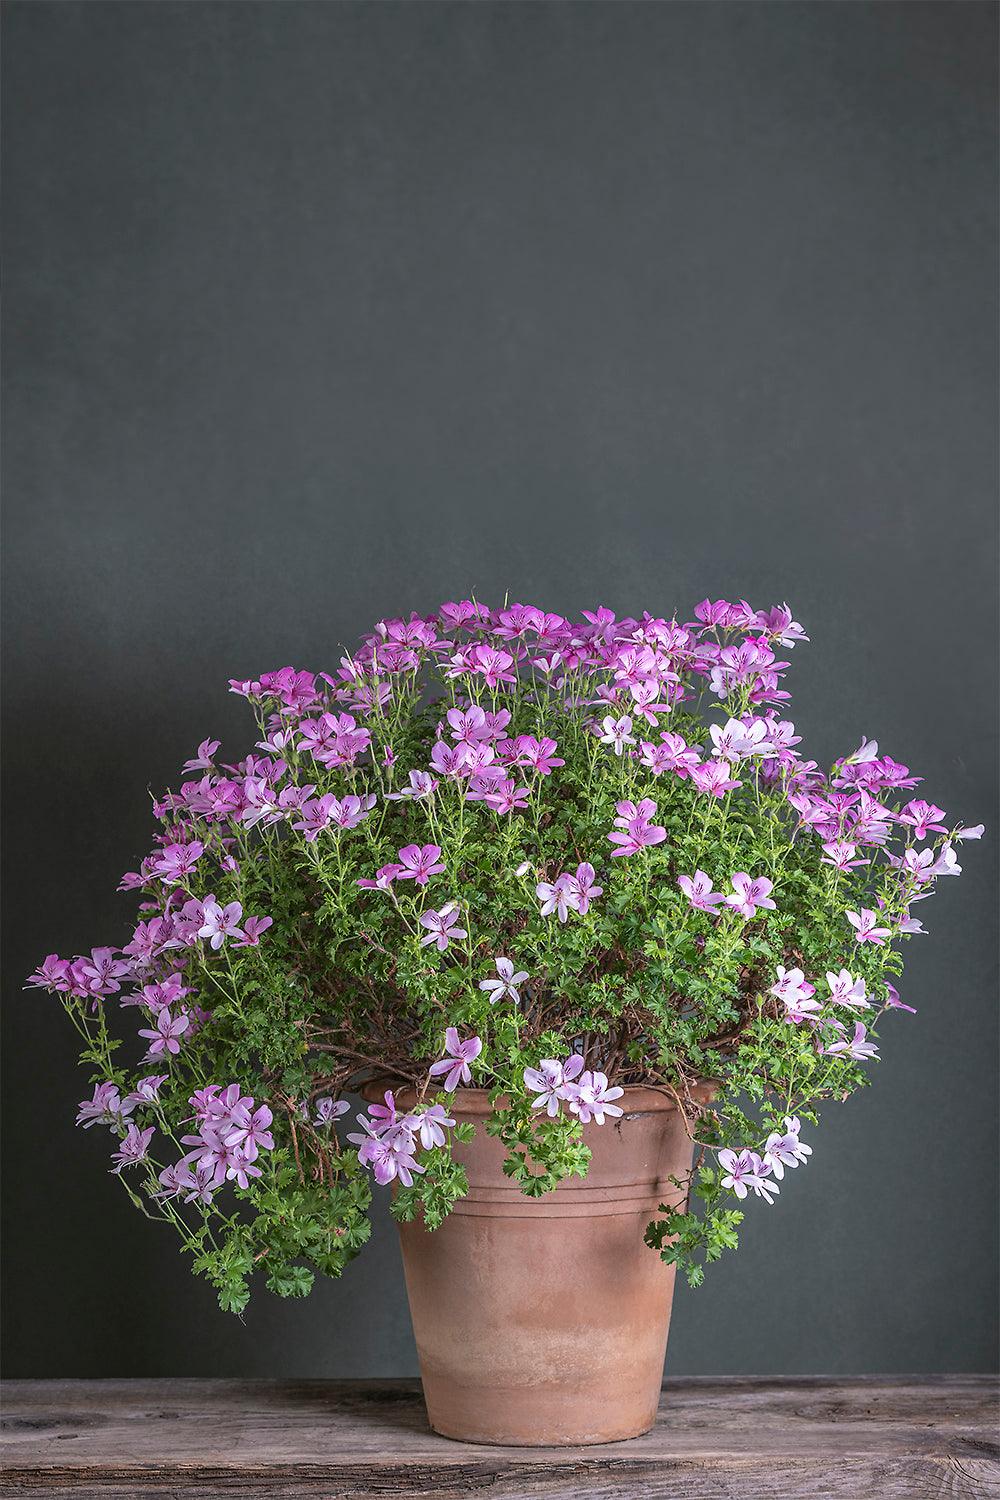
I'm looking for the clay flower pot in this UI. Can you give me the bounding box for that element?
[387,1085,706,1446]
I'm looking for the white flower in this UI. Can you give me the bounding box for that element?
[478,957,529,1006]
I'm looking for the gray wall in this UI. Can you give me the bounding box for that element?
[3,1,997,1379]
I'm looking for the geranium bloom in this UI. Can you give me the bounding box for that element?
[719,1149,779,1203]
[536,874,577,922]
[150,841,205,885]
[725,874,776,919]
[183,738,221,772]
[884,982,917,1015]
[824,1021,880,1062]
[825,969,870,1010]
[356,1132,424,1187]
[197,898,245,950]
[782,992,823,1024]
[599,714,636,756]
[769,966,815,1003]
[395,844,446,886]
[125,1074,168,1106]
[138,1005,190,1057]
[110,1124,155,1174]
[568,1071,625,1124]
[568,863,603,914]
[418,904,467,951]
[428,1028,483,1091]
[677,871,725,913]
[524,1054,585,1117]
[846,908,891,945]
[479,957,529,1005]
[690,760,742,798]
[607,798,667,857]
[76,1081,135,1129]
[233,914,273,947]
[897,800,948,840]
[763,1117,812,1178]
[408,1103,455,1149]
[820,841,869,872]
[430,739,472,778]
[357,863,404,891]
[387,770,438,801]
[513,736,565,776]
[313,1097,350,1126]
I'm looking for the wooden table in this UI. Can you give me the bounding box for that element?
[1,1376,997,1498]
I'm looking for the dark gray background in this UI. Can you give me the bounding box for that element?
[3,1,997,1379]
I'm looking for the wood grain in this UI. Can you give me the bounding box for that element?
[2,1376,997,1498]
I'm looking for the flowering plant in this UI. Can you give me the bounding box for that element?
[30,598,983,1312]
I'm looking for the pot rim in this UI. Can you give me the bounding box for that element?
[361,1080,716,1114]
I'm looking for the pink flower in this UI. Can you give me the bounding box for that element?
[719,1149,779,1203]
[513,736,565,776]
[824,1020,880,1061]
[197,898,245,950]
[762,1116,812,1178]
[677,871,725,913]
[182,738,221,772]
[820,841,869,873]
[897,800,948,840]
[825,969,870,1010]
[690,760,742,798]
[150,841,204,885]
[884,982,917,1015]
[418,904,467,951]
[428,1028,483,1091]
[138,1005,190,1057]
[357,863,404,891]
[233,914,273,947]
[847,908,891,945]
[568,1071,624,1124]
[395,844,446,886]
[568,863,603,914]
[769,966,815,1003]
[110,1124,155,1174]
[725,873,776,919]
[387,770,439,801]
[607,799,667,857]
[523,1054,584,1117]
[536,874,577,922]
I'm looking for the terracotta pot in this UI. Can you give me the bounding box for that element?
[376,1084,706,1446]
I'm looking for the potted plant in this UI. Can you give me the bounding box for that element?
[29,597,983,1445]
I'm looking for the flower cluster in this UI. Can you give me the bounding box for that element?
[29,596,982,1307]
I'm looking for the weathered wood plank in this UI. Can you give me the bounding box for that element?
[1,1377,997,1499]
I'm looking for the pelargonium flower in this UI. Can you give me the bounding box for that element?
[846,908,892,945]
[357,863,404,891]
[824,1021,880,1062]
[524,1054,584,1117]
[820,841,869,872]
[762,1117,812,1178]
[769,966,815,1004]
[407,1103,455,1149]
[536,873,577,923]
[825,969,870,1010]
[884,982,917,1015]
[182,738,221,772]
[395,844,446,886]
[513,736,564,776]
[110,1124,155,1174]
[598,714,636,756]
[677,871,725,913]
[568,1071,625,1125]
[690,760,742,798]
[387,770,439,801]
[125,1074,168,1106]
[233,915,273,947]
[479,957,529,1005]
[138,1005,190,1058]
[897,800,948,840]
[725,873,776,920]
[719,1149,779,1203]
[418,904,467,951]
[428,1028,482,1091]
[76,1081,135,1130]
[567,863,602,914]
[313,1097,350,1127]
[197,897,245,950]
[149,841,205,885]
[607,799,667,858]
